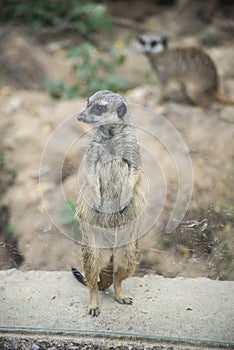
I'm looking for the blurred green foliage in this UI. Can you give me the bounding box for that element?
[60,198,77,225]
[59,198,81,241]
[2,1,129,99]
[2,0,112,33]
[45,43,129,98]
[6,223,15,236]
[0,150,5,167]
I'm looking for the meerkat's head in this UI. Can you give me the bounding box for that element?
[77,90,129,125]
[137,33,168,55]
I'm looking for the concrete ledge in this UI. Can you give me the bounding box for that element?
[1,270,234,348]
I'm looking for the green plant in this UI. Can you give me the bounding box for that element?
[222,243,233,263]
[59,198,81,241]
[0,150,4,167]
[60,198,77,225]
[6,224,15,236]
[2,0,112,33]
[44,79,65,99]
[46,43,129,98]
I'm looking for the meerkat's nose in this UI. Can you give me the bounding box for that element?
[143,47,151,54]
[77,111,85,121]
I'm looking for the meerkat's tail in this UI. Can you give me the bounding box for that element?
[71,265,113,291]
[71,267,87,286]
[216,91,234,105]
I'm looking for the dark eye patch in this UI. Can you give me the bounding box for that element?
[151,40,158,48]
[162,36,168,48]
[91,104,107,115]
[138,37,146,46]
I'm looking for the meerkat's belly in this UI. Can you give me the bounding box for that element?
[77,158,144,238]
[98,158,128,203]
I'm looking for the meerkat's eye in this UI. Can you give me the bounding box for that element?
[91,104,107,115]
[151,40,158,48]
[138,37,146,46]
[86,98,90,107]
[161,36,168,48]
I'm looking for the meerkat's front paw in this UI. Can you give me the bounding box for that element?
[119,196,132,214]
[119,205,128,214]
[92,192,101,213]
[94,204,101,213]
[89,306,100,317]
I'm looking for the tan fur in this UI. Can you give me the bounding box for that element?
[75,90,145,316]
[138,34,234,107]
[215,91,234,106]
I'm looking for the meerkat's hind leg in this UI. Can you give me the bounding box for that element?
[113,266,133,304]
[71,267,100,315]
[188,92,212,108]
[156,86,168,104]
[180,82,192,103]
[82,247,101,316]
[155,78,169,104]
[113,247,137,304]
[184,82,212,107]
[88,284,100,316]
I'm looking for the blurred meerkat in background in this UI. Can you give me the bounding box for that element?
[138,33,234,107]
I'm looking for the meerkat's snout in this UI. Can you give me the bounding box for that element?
[77,111,85,122]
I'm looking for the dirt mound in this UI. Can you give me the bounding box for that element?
[0,29,72,89]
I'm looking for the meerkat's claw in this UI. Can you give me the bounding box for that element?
[116,297,133,305]
[119,205,128,214]
[94,204,101,213]
[89,307,100,317]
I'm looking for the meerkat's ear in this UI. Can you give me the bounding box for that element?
[162,36,168,49]
[117,103,127,118]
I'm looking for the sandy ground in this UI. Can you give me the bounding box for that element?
[0,269,234,348]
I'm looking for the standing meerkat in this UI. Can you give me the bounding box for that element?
[138,33,234,107]
[73,90,146,316]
